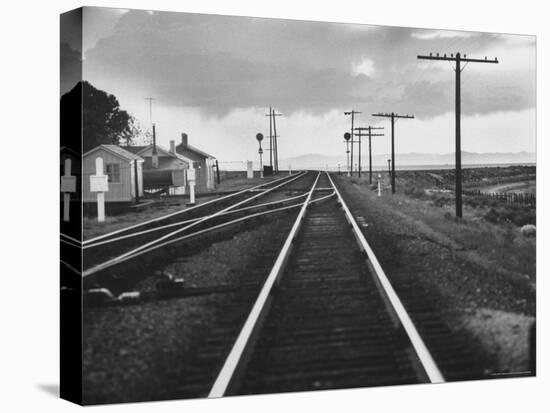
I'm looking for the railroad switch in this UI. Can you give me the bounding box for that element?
[155,270,186,291]
[84,288,117,306]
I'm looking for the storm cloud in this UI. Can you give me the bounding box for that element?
[82,9,535,119]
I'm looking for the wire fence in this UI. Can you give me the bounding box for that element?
[433,180,535,206]
[461,189,536,207]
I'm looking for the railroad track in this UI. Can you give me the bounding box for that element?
[61,173,306,258]
[203,171,443,397]
[82,170,484,401]
[78,172,315,280]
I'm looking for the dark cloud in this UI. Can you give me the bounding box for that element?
[83,9,535,118]
[60,42,82,96]
[60,9,82,96]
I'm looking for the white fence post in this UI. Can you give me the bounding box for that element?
[60,158,76,222]
[246,161,253,179]
[188,165,196,205]
[90,157,109,223]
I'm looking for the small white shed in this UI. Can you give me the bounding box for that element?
[82,145,144,203]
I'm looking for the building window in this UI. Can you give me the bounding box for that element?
[106,163,121,183]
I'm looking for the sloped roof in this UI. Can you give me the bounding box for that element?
[122,144,191,163]
[60,146,80,157]
[122,144,191,171]
[176,143,216,160]
[123,146,149,155]
[83,144,144,162]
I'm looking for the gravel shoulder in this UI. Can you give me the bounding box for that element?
[333,174,535,377]
[82,210,296,404]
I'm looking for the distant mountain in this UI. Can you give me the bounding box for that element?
[280,151,536,170]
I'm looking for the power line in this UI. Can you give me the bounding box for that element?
[265,108,283,174]
[417,52,498,218]
[371,112,415,194]
[145,97,155,127]
[265,106,273,168]
[354,126,384,184]
[344,110,361,176]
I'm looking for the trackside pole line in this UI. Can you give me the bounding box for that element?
[327,172,445,383]
[84,192,311,250]
[83,171,306,245]
[208,172,321,398]
[83,172,308,278]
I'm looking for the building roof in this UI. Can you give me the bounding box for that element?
[121,144,191,170]
[83,144,144,162]
[60,146,80,157]
[123,146,149,155]
[122,144,191,162]
[176,143,216,160]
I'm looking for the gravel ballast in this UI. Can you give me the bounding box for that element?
[83,211,296,404]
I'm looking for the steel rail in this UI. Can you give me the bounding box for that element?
[60,259,82,276]
[84,190,334,280]
[82,172,310,277]
[60,233,82,245]
[208,172,322,398]
[83,192,310,250]
[83,171,306,246]
[326,172,445,383]
[60,238,81,248]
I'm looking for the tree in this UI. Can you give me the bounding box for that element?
[61,81,136,152]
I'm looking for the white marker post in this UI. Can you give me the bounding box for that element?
[60,158,76,222]
[188,165,196,205]
[246,161,253,179]
[90,157,109,222]
[377,174,382,197]
[289,165,292,175]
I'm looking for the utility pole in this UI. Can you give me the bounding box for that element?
[387,159,391,176]
[344,110,361,176]
[352,128,366,178]
[372,112,414,194]
[417,52,498,218]
[145,97,155,129]
[271,108,283,174]
[265,107,282,174]
[346,140,350,176]
[151,123,159,168]
[355,126,384,184]
[266,106,273,168]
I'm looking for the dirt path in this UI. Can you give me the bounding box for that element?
[480,180,536,194]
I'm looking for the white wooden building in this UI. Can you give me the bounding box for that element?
[82,145,144,203]
[122,141,190,195]
[175,133,216,193]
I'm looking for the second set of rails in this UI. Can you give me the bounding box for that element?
[62,172,313,279]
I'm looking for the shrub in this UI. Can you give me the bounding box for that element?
[484,208,500,223]
[403,186,425,198]
[432,194,453,208]
[483,205,536,226]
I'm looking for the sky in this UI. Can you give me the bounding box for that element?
[61,7,536,166]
